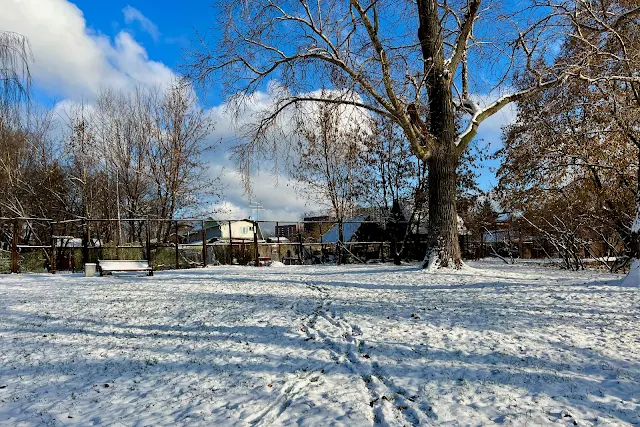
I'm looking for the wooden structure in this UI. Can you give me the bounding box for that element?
[97,259,153,276]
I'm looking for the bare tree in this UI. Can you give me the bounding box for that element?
[358,118,421,212]
[59,82,217,243]
[0,31,34,218]
[292,101,364,248]
[357,118,427,264]
[0,105,67,220]
[186,0,575,268]
[497,72,636,272]
[94,87,153,242]
[146,81,215,241]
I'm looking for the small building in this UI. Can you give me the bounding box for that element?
[223,219,264,242]
[275,224,299,240]
[181,219,264,244]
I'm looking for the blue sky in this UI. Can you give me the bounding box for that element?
[69,0,207,69]
[3,0,512,219]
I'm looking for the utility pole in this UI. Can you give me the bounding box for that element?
[248,200,265,221]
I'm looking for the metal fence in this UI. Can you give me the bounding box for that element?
[0,217,418,273]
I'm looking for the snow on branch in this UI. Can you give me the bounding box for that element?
[454,74,569,150]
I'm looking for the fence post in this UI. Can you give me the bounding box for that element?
[337,220,344,265]
[201,219,207,267]
[174,220,179,269]
[146,219,152,270]
[50,221,56,274]
[298,229,303,264]
[275,222,280,261]
[115,218,120,260]
[82,218,88,268]
[319,222,323,263]
[253,221,259,266]
[228,221,233,264]
[11,219,19,273]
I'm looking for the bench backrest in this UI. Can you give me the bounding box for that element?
[98,260,150,270]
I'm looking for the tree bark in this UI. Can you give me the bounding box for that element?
[415,0,464,269]
[423,153,461,269]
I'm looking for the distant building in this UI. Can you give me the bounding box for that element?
[275,224,299,240]
[180,219,264,244]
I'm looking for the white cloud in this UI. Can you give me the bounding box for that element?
[122,6,160,41]
[0,0,175,99]
[217,168,320,220]
[1,0,324,220]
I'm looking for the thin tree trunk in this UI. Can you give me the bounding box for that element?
[423,154,461,269]
[337,219,344,265]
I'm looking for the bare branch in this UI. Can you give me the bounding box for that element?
[447,0,481,76]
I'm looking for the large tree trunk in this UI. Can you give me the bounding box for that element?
[623,156,640,286]
[422,153,461,269]
[419,0,462,269]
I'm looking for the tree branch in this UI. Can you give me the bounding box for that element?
[455,73,569,152]
[447,0,481,76]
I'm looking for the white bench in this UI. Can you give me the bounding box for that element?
[97,260,153,276]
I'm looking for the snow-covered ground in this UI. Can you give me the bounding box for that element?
[0,261,638,426]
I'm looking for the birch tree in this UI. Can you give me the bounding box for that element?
[186,0,574,268]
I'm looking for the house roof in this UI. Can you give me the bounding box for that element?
[178,219,221,236]
[321,216,367,243]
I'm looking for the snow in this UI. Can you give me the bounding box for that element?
[623,203,640,286]
[1,261,639,426]
[461,99,481,116]
[622,259,639,287]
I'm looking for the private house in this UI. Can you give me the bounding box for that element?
[181,219,265,244]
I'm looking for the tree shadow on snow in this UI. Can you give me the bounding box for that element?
[1,267,638,425]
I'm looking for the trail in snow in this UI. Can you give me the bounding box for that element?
[299,282,431,426]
